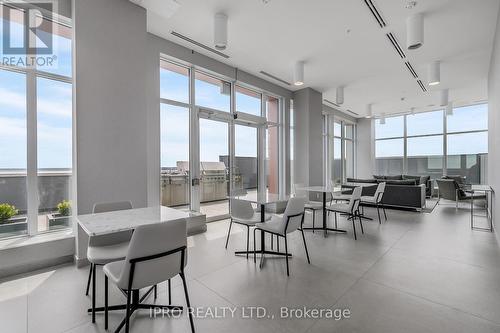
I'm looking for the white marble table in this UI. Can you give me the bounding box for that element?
[77,206,190,236]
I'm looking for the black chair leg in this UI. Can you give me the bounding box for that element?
[168,279,172,305]
[277,235,280,252]
[271,233,274,250]
[246,226,250,259]
[352,214,357,240]
[253,228,257,263]
[284,235,290,276]
[86,263,93,296]
[383,206,388,220]
[180,271,196,333]
[312,210,315,233]
[125,287,132,333]
[359,213,364,234]
[92,263,96,323]
[225,219,233,249]
[104,275,108,330]
[301,229,311,264]
[334,212,338,229]
[376,205,381,224]
[154,284,157,300]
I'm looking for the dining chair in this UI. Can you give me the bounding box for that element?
[253,197,310,276]
[103,219,195,333]
[225,198,270,258]
[360,182,387,224]
[86,201,136,323]
[293,183,322,232]
[326,187,363,240]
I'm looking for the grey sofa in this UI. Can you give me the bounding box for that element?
[345,178,426,211]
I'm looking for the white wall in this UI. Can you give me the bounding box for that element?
[356,118,375,179]
[488,5,500,234]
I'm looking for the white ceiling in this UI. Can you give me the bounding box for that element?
[143,0,500,117]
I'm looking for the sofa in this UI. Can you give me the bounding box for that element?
[373,174,432,197]
[344,177,427,211]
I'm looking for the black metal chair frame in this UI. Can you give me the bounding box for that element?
[360,191,387,224]
[253,212,311,276]
[326,199,364,240]
[92,246,195,333]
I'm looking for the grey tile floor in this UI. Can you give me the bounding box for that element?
[1,203,500,333]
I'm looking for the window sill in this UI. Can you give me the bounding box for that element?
[0,229,74,251]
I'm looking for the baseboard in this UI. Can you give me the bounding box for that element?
[0,255,74,279]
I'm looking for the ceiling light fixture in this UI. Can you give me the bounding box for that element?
[214,13,228,50]
[410,107,415,115]
[428,61,441,86]
[293,61,304,86]
[446,102,453,116]
[365,104,373,118]
[336,86,344,105]
[406,13,424,50]
[440,89,449,106]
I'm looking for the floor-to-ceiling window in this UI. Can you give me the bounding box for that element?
[0,3,73,238]
[325,115,356,188]
[374,103,488,184]
[159,58,285,221]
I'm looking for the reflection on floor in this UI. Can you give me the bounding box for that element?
[200,200,229,220]
[1,203,500,333]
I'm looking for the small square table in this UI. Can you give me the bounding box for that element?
[467,185,494,232]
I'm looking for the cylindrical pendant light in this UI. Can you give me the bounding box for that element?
[293,61,304,86]
[406,13,424,50]
[336,86,344,105]
[446,102,453,116]
[410,107,415,115]
[365,103,372,118]
[380,113,386,125]
[440,89,449,106]
[428,61,440,86]
[214,13,228,50]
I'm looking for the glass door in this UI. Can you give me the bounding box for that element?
[199,117,230,221]
[233,124,258,196]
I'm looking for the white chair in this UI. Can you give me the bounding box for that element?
[361,182,387,224]
[225,199,271,258]
[253,197,310,276]
[103,219,195,333]
[326,187,363,240]
[87,201,146,325]
[293,183,323,232]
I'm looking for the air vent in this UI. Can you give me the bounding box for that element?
[324,99,340,108]
[171,31,230,59]
[363,0,386,28]
[346,109,360,116]
[417,79,427,92]
[405,61,418,78]
[259,71,291,86]
[386,33,406,59]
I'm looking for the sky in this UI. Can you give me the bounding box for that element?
[0,16,72,170]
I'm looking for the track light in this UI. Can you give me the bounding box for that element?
[446,102,453,116]
[293,61,304,86]
[214,13,228,50]
[428,61,440,86]
[336,86,344,105]
[365,104,372,118]
[380,113,386,125]
[406,13,424,50]
[440,89,449,106]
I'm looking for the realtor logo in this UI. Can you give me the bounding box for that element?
[1,0,58,67]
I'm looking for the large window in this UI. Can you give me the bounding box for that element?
[325,116,356,188]
[375,104,488,184]
[160,58,285,221]
[0,3,73,238]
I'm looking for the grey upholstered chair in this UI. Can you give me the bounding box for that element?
[326,187,363,240]
[253,197,310,276]
[103,219,195,333]
[86,201,134,324]
[225,198,271,258]
[293,183,323,232]
[436,179,485,208]
[361,182,387,224]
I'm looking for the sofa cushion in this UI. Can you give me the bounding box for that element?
[373,175,386,180]
[346,178,377,184]
[384,179,417,185]
[385,175,403,180]
[402,175,420,185]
